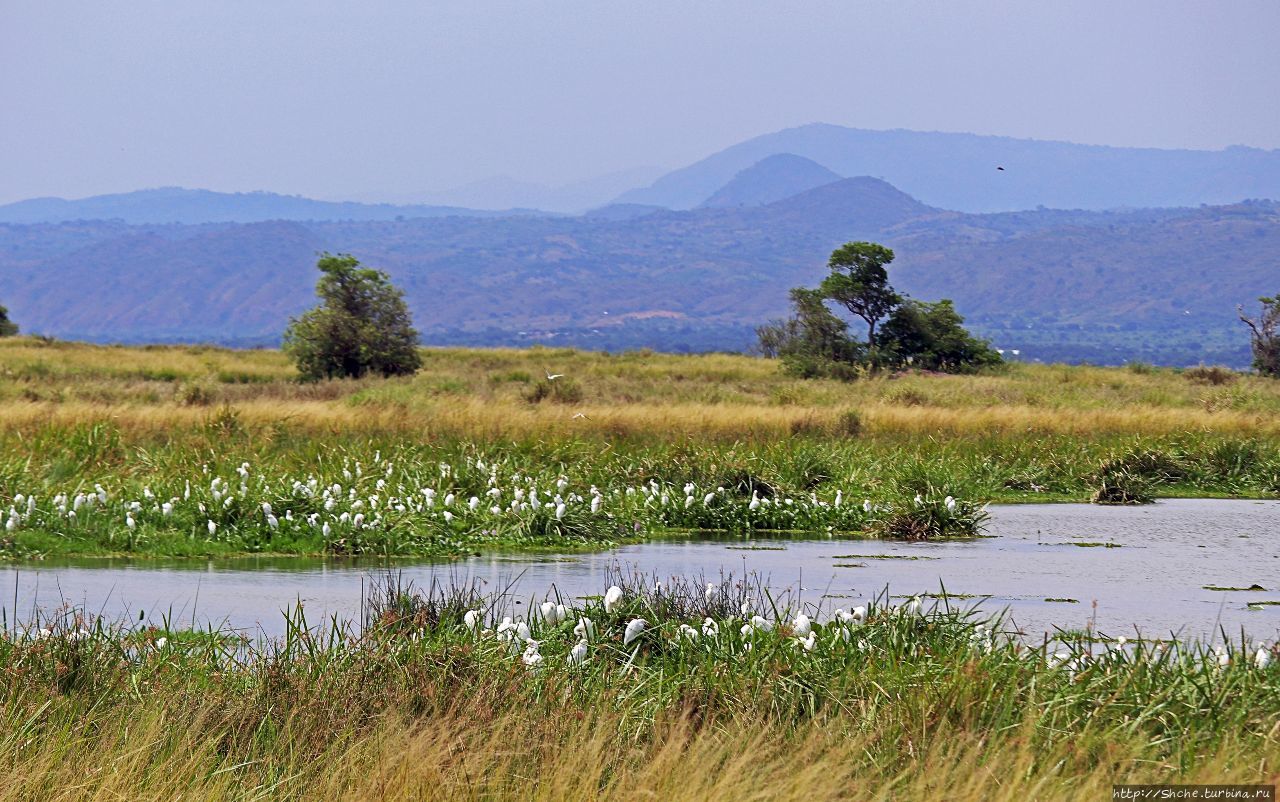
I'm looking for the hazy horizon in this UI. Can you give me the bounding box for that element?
[4,1,1278,207]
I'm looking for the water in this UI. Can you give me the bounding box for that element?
[4,499,1278,642]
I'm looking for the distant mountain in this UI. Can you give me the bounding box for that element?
[0,178,1273,366]
[614,123,1280,212]
[0,187,547,225]
[393,166,667,213]
[698,154,842,208]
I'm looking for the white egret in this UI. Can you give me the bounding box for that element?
[702,618,719,637]
[678,624,698,641]
[1255,646,1271,670]
[792,614,812,637]
[573,617,596,641]
[464,610,482,632]
[521,642,543,667]
[208,520,218,536]
[623,618,648,646]
[704,583,717,603]
[603,586,623,614]
[568,639,589,665]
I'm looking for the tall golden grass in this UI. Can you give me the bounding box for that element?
[1,338,1277,441]
[1,701,1272,801]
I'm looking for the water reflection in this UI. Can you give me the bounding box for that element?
[3,499,1278,642]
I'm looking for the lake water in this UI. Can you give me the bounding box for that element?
[3,499,1278,643]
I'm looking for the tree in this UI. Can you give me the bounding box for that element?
[1238,294,1280,377]
[0,305,17,337]
[818,242,901,357]
[757,288,864,378]
[283,253,421,381]
[879,299,1002,372]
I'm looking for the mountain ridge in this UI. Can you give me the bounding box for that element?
[0,176,1272,366]
[615,123,1280,212]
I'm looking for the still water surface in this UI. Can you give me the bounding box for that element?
[4,499,1278,642]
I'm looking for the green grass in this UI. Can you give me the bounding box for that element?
[0,340,1277,558]
[0,575,1275,800]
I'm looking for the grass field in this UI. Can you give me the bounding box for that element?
[1,575,1276,801]
[0,337,1277,558]
[2,339,1279,799]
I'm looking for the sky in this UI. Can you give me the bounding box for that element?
[2,0,1279,206]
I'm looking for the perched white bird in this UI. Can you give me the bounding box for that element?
[704,583,717,603]
[555,503,566,520]
[207,520,218,536]
[796,631,816,651]
[573,617,596,641]
[678,623,699,641]
[540,601,566,625]
[792,614,812,637]
[1215,646,1230,668]
[266,514,279,530]
[1255,645,1271,670]
[496,617,517,641]
[750,615,772,632]
[568,639,589,666]
[521,642,543,667]
[603,586,623,614]
[852,605,867,623]
[905,597,922,616]
[623,618,648,646]
[515,620,531,641]
[125,514,136,530]
[944,496,957,512]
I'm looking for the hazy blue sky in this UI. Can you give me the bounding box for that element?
[3,1,1278,205]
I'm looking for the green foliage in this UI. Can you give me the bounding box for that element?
[761,241,998,379]
[521,377,584,404]
[283,253,421,381]
[818,241,900,352]
[879,299,1002,372]
[1238,293,1280,377]
[0,304,17,337]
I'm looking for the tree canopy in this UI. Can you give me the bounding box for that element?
[283,253,421,381]
[758,241,999,378]
[0,305,17,338]
[818,241,900,353]
[1238,293,1279,377]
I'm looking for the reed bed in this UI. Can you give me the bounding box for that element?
[0,576,1276,800]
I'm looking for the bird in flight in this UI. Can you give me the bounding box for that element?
[996,166,1005,171]
[546,371,564,381]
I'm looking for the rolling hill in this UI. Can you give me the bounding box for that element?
[0,187,541,225]
[0,170,1273,366]
[698,154,842,208]
[615,123,1280,213]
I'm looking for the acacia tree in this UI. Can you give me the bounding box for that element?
[818,242,900,359]
[1238,293,1280,377]
[878,299,1001,372]
[283,253,421,381]
[0,304,17,337]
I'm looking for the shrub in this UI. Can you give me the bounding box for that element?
[283,254,421,381]
[836,409,863,437]
[521,377,583,405]
[1184,366,1237,386]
